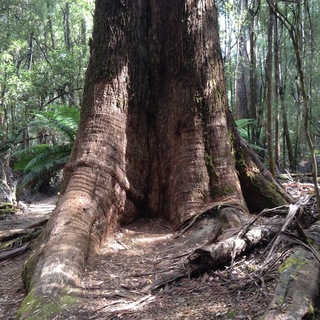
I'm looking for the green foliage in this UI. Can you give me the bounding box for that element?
[0,0,93,152]
[12,106,79,190]
[220,0,320,169]
[0,0,92,191]
[235,118,254,141]
[236,118,265,153]
[31,105,80,142]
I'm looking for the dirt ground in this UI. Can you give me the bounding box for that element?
[0,197,56,320]
[0,183,318,319]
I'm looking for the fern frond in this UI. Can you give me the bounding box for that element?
[248,143,266,152]
[13,144,52,170]
[19,155,70,190]
[23,145,71,171]
[235,118,254,129]
[31,105,80,142]
[235,118,265,152]
[13,142,72,191]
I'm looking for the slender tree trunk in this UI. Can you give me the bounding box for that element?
[267,0,320,207]
[248,6,260,146]
[0,74,6,144]
[266,7,275,176]
[234,0,246,119]
[27,32,33,71]
[19,1,291,318]
[235,35,249,120]
[46,0,55,50]
[63,3,71,52]
[281,88,294,170]
[274,17,280,169]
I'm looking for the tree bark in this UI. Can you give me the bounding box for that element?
[264,247,320,320]
[274,16,280,169]
[266,7,275,176]
[227,108,292,213]
[248,1,261,147]
[19,1,292,318]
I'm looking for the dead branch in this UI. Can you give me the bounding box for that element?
[0,218,47,262]
[265,204,300,262]
[0,244,30,262]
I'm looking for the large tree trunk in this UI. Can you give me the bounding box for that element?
[19,1,292,318]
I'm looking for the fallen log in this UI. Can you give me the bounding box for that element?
[0,218,48,262]
[0,218,48,243]
[143,218,282,292]
[0,202,16,217]
[1,228,42,249]
[263,246,320,320]
[277,172,320,179]
[264,222,320,319]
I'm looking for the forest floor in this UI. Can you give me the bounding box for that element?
[0,182,319,320]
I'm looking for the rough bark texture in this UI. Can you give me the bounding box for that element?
[264,222,320,319]
[227,108,292,212]
[19,1,291,318]
[266,7,275,176]
[264,247,320,320]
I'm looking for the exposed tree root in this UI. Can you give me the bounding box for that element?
[11,195,320,319]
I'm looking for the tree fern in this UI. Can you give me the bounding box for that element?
[19,155,70,190]
[31,105,80,142]
[235,118,265,152]
[12,105,79,191]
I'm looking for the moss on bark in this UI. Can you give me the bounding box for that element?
[17,289,78,320]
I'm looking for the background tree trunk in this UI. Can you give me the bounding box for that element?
[248,1,261,147]
[20,1,292,317]
[266,7,275,176]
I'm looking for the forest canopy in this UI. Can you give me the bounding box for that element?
[0,0,94,194]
